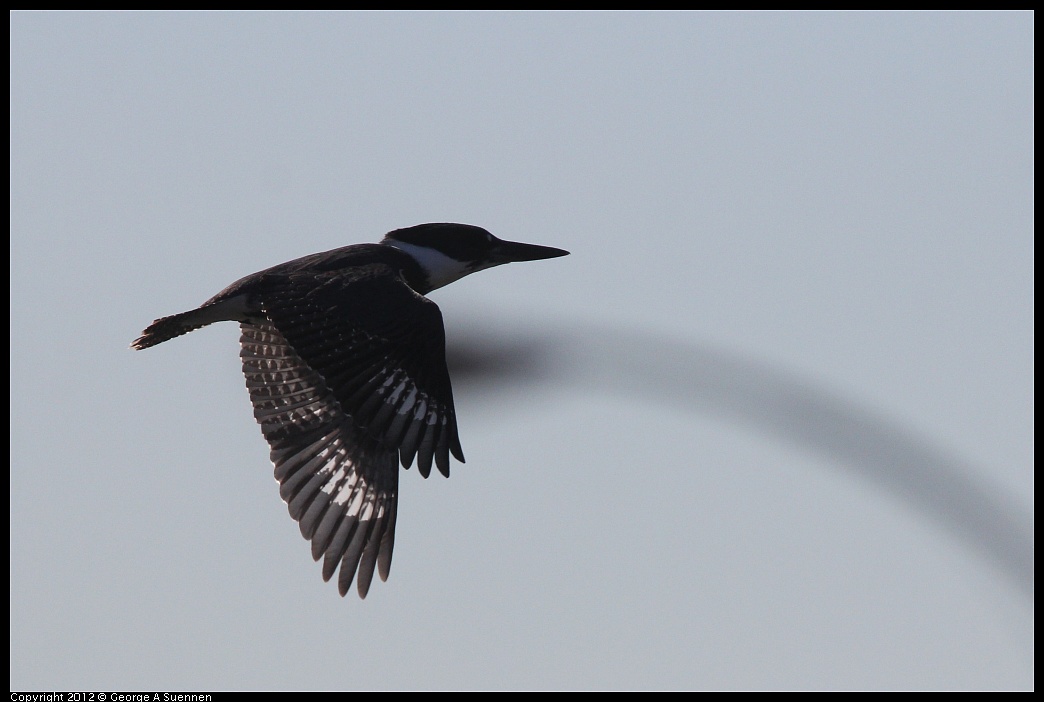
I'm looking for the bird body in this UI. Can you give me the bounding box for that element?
[133,223,568,597]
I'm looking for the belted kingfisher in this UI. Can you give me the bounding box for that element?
[132,223,569,598]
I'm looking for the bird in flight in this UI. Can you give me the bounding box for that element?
[132,223,569,597]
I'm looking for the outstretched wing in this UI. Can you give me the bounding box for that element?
[239,266,463,597]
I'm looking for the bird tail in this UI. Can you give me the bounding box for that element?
[132,293,253,350]
[131,308,215,349]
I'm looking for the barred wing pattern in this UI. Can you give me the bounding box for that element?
[241,322,399,597]
[260,270,464,478]
[238,269,464,598]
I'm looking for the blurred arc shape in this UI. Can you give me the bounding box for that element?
[447,318,1034,598]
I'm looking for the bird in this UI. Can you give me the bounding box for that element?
[132,223,569,598]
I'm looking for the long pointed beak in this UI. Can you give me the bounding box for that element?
[490,238,570,264]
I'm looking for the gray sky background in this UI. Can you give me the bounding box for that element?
[10,11,1033,690]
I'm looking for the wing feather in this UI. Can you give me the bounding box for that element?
[241,321,401,598]
[237,267,463,597]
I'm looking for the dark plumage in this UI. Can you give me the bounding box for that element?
[132,223,568,597]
